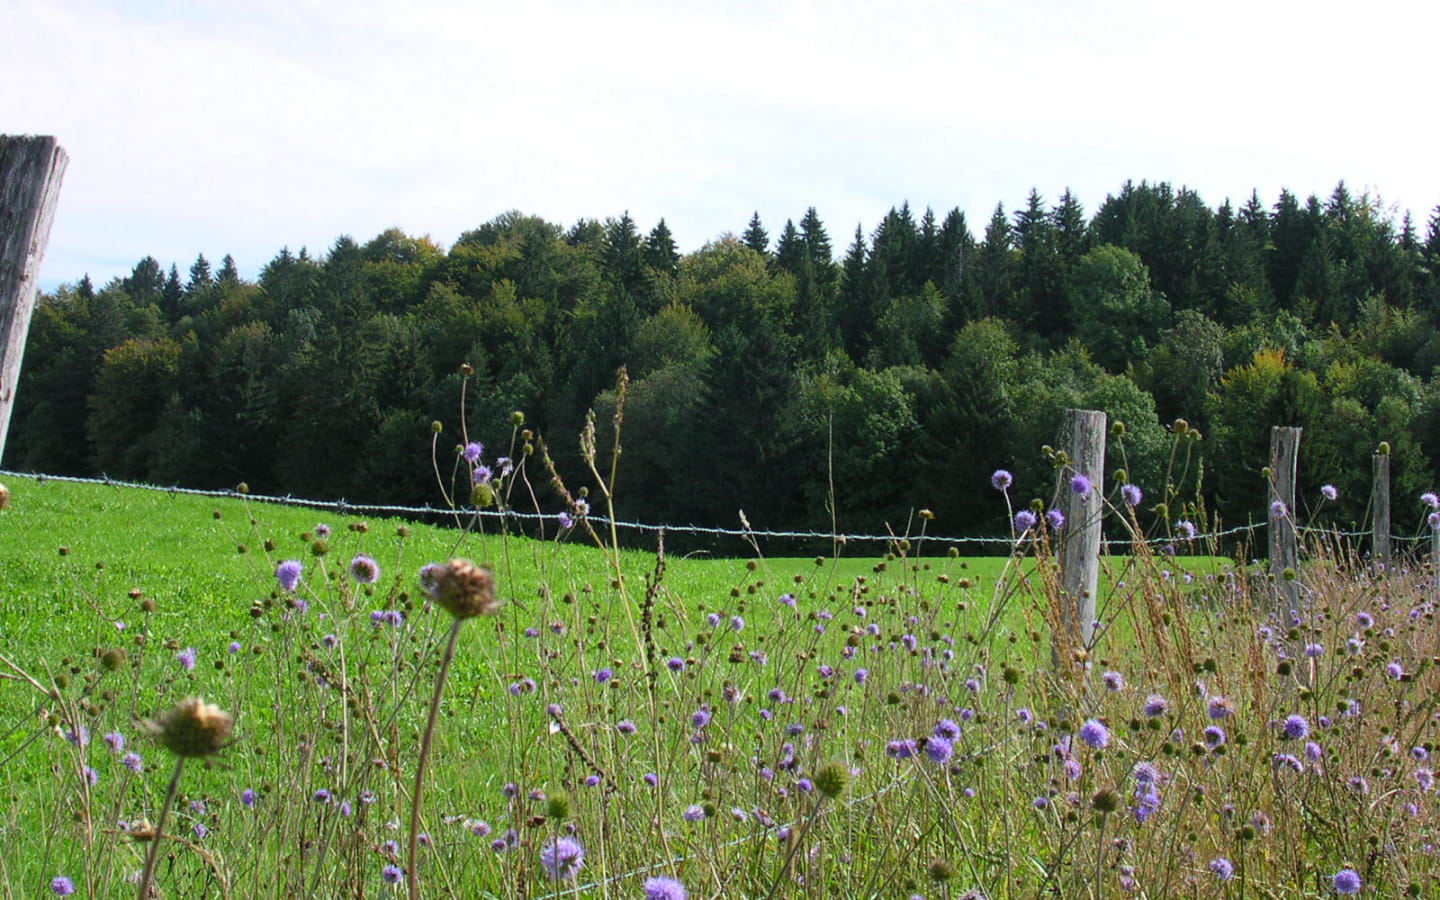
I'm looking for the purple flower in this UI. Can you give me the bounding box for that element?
[540,837,585,880]
[594,667,613,683]
[228,641,241,653]
[472,464,492,484]
[1142,694,1170,718]
[103,731,125,753]
[643,773,658,786]
[1121,484,1143,507]
[121,752,142,772]
[463,442,483,463]
[643,876,688,900]
[617,720,637,735]
[925,736,954,764]
[349,554,380,584]
[934,719,961,741]
[1046,508,1065,530]
[1102,670,1124,691]
[691,709,711,729]
[1423,510,1437,530]
[176,648,197,671]
[779,593,797,608]
[1014,510,1038,532]
[241,788,257,807]
[1203,726,1226,748]
[1207,696,1234,719]
[276,560,303,592]
[1423,492,1440,509]
[314,523,331,539]
[1209,858,1235,881]
[1079,719,1110,750]
[382,864,404,885]
[1321,484,1338,501]
[1387,661,1404,680]
[886,739,918,760]
[51,876,75,896]
[730,615,745,631]
[666,657,686,672]
[991,469,1013,491]
[557,511,575,529]
[854,668,869,685]
[1305,741,1323,761]
[682,804,704,822]
[1269,499,1288,517]
[1332,867,1362,894]
[1070,474,1092,495]
[1176,520,1197,540]
[1282,714,1310,740]
[1305,642,1324,658]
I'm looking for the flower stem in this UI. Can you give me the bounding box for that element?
[408,617,465,900]
[137,756,185,900]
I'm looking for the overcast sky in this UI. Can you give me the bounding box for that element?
[7,0,1439,291]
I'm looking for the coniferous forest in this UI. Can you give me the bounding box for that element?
[10,181,1440,547]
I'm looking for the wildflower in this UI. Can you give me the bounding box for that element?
[934,719,961,741]
[349,554,380,584]
[1305,642,1323,658]
[730,615,745,631]
[594,668,613,684]
[51,876,75,896]
[241,788,257,807]
[103,731,125,753]
[557,511,575,529]
[682,804,705,822]
[1387,661,1404,680]
[925,736,954,764]
[854,668,869,685]
[174,646,198,671]
[1079,719,1110,750]
[276,560,303,592]
[1132,761,1161,784]
[886,739,918,760]
[1321,484,1338,501]
[1014,510,1037,532]
[1046,508,1065,530]
[1016,708,1034,725]
[1429,511,1440,530]
[1070,473,1092,495]
[314,789,331,803]
[539,837,585,881]
[122,752,143,772]
[1121,484,1143,507]
[382,864,404,884]
[1423,492,1440,509]
[1272,753,1303,773]
[1102,671,1124,691]
[228,641,241,653]
[472,464,492,483]
[314,523,331,539]
[1203,726,1226,748]
[643,875,688,900]
[691,709,711,729]
[463,442,483,463]
[1209,858,1235,881]
[1332,867,1362,894]
[643,773,658,786]
[617,720,637,735]
[1207,696,1234,719]
[65,726,89,747]
[1346,776,1369,794]
[991,469,1013,491]
[573,498,590,517]
[1176,520,1197,540]
[1282,714,1310,740]
[779,593,797,608]
[1305,741,1323,761]
[666,657,686,672]
[1142,694,1169,717]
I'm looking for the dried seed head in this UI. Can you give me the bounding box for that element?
[814,761,850,799]
[150,697,233,757]
[430,559,500,619]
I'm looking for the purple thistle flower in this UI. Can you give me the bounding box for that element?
[730,615,745,631]
[50,876,75,896]
[1176,519,1197,540]
[540,837,585,880]
[472,464,492,484]
[276,560,303,592]
[934,719,961,741]
[991,469,1013,491]
[594,667,613,683]
[121,752,142,772]
[886,739,918,760]
[1423,492,1440,509]
[382,864,404,885]
[1269,499,1288,517]
[1207,696,1234,719]
[1079,719,1110,750]
[1305,642,1324,658]
[1014,510,1038,532]
[1427,510,1439,530]
[1046,508,1065,530]
[176,647,197,671]
[682,804,705,822]
[65,726,89,747]
[1356,611,1374,629]
[1102,670,1124,691]
[666,657,686,672]
[1209,858,1235,881]
[1282,714,1310,740]
[557,511,575,529]
[1070,474,1092,495]
[1017,708,1034,725]
[643,773,658,786]
[241,788,257,807]
[1121,483,1143,507]
[779,592,797,608]
[925,736,954,764]
[349,554,380,584]
[228,641,242,653]
[462,442,483,463]
[1272,753,1303,773]
[1305,741,1323,761]
[643,875,688,900]
[691,709,711,729]
[1142,694,1170,717]
[1387,661,1404,680]
[617,720,637,735]
[1203,726,1226,748]
[103,731,124,753]
[1332,867,1362,894]
[1321,484,1338,501]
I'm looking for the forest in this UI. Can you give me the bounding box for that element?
[8,180,1440,548]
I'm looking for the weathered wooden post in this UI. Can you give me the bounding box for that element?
[0,135,68,462]
[1268,426,1301,609]
[1059,408,1107,650]
[1371,449,1391,567]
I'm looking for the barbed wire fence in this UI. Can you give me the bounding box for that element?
[3,468,1428,555]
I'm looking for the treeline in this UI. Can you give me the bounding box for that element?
[10,180,1440,545]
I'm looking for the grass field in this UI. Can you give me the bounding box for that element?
[2,472,1426,900]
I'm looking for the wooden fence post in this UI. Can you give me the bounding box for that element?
[1059,408,1107,649]
[1268,426,1301,609]
[1371,451,1390,567]
[0,135,68,463]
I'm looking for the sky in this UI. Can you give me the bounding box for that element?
[6,0,1440,291]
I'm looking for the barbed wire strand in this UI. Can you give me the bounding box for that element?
[2,469,1427,549]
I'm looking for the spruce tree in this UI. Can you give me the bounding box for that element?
[742,212,769,255]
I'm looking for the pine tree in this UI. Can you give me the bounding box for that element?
[742,212,769,256]
[217,254,241,286]
[161,264,183,320]
[186,254,213,295]
[643,219,679,275]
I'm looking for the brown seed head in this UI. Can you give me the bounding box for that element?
[430,559,500,619]
[151,696,233,757]
[0,483,10,509]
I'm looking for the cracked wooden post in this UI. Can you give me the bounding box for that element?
[1059,408,1106,654]
[1371,450,1390,568]
[1,135,68,462]
[1268,426,1301,611]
